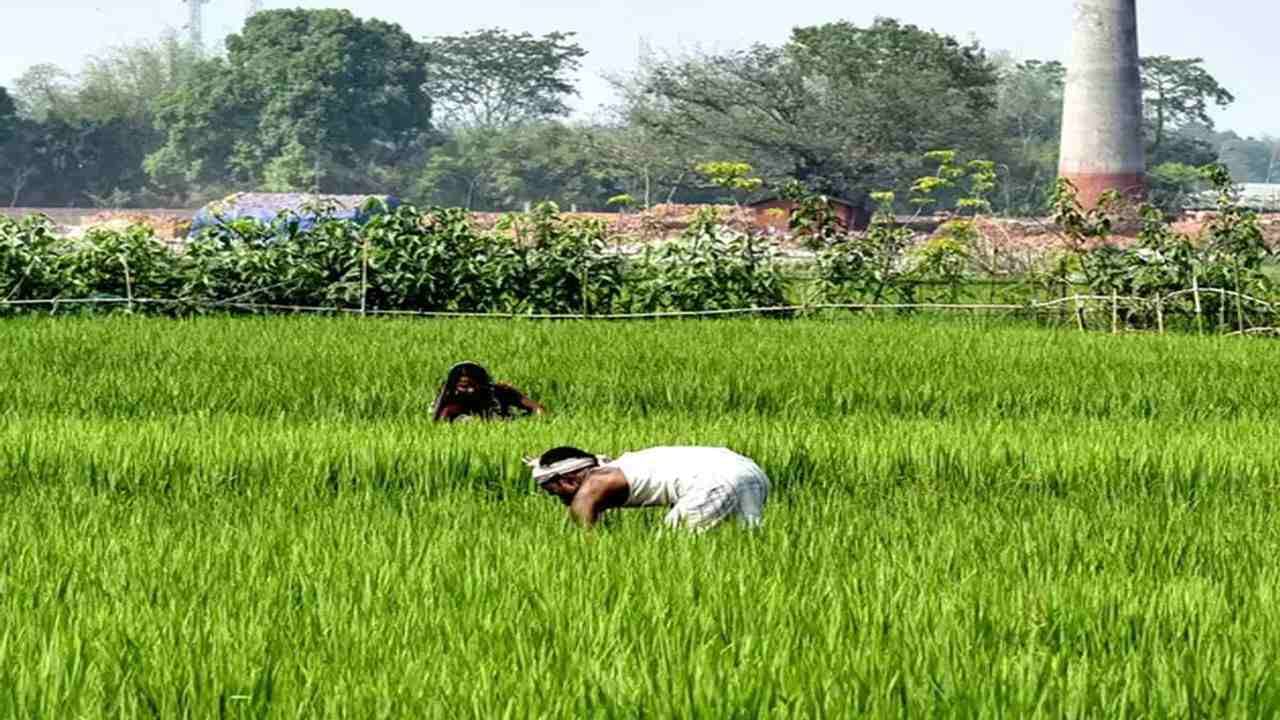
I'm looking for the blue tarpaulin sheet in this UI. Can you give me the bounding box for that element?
[189,193,400,238]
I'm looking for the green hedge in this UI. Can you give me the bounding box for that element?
[0,202,785,316]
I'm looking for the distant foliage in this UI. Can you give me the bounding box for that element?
[695,161,764,205]
[781,180,844,251]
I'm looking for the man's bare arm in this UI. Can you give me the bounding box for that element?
[568,491,605,528]
[567,470,629,529]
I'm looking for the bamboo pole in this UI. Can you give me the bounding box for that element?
[1234,265,1245,333]
[1192,274,1204,336]
[360,236,369,317]
[120,255,134,314]
[1111,289,1119,334]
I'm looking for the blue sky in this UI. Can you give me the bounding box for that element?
[1,1,1274,137]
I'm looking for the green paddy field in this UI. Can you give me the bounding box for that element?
[2,316,1279,717]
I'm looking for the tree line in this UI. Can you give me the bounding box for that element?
[0,9,1274,213]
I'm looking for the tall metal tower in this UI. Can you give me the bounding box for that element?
[184,0,212,51]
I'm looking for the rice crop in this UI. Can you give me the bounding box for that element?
[2,315,1280,717]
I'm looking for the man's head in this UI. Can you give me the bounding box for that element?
[527,446,601,503]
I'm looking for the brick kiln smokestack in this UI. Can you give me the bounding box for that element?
[1058,0,1146,208]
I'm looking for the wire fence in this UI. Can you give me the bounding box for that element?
[3,287,1278,337]
[3,225,1275,333]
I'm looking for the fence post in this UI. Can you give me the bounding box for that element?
[1192,274,1204,336]
[1074,294,1086,332]
[360,235,369,317]
[1218,289,1226,332]
[120,255,134,314]
[1234,266,1245,333]
[1155,295,1165,335]
[1111,289,1119,335]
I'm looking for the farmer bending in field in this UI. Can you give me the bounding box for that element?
[432,361,545,423]
[526,446,769,531]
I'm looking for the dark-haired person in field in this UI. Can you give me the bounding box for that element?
[431,361,545,423]
[526,445,769,531]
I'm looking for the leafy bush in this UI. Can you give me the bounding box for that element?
[1196,165,1272,327]
[911,223,974,303]
[364,205,514,313]
[57,225,182,304]
[500,202,625,315]
[181,206,362,310]
[781,180,844,251]
[1,172,1274,330]
[1047,166,1274,330]
[0,214,62,303]
[180,217,288,309]
[627,208,786,312]
[812,151,996,306]
[815,192,917,305]
[184,200,629,315]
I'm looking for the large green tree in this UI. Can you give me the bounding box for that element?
[597,61,714,208]
[586,122,696,208]
[0,87,15,145]
[424,29,586,130]
[0,116,105,207]
[991,58,1065,214]
[148,9,431,197]
[416,128,504,209]
[416,122,616,210]
[10,64,76,122]
[1215,132,1280,184]
[627,18,999,201]
[75,33,200,126]
[0,88,28,205]
[73,34,200,205]
[3,65,94,206]
[0,34,200,207]
[1140,56,1234,164]
[487,122,616,208]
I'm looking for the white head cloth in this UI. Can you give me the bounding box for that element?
[524,454,611,484]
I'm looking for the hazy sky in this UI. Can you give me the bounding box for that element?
[1,1,1274,136]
